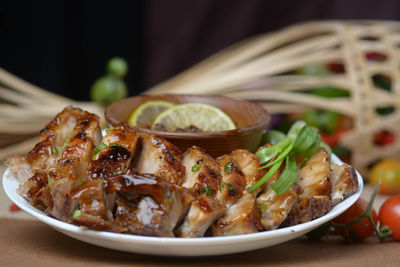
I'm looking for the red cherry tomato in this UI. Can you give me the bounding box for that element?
[9,203,20,212]
[378,195,400,241]
[332,198,378,242]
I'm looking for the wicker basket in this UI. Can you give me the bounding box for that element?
[2,20,400,177]
[146,20,400,176]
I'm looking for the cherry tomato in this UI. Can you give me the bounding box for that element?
[378,195,400,241]
[373,131,395,146]
[332,198,378,242]
[370,159,400,195]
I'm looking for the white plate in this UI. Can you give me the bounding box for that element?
[2,154,363,256]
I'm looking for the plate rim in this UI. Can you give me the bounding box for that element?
[2,154,363,247]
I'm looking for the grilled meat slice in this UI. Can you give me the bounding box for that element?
[109,170,193,237]
[215,155,246,207]
[135,134,185,185]
[176,194,226,237]
[181,146,221,195]
[90,124,140,182]
[283,148,332,226]
[5,155,32,183]
[48,110,102,221]
[177,146,226,237]
[330,163,359,206]
[257,176,302,230]
[230,149,266,194]
[212,149,265,236]
[212,194,260,236]
[71,179,108,220]
[26,106,87,173]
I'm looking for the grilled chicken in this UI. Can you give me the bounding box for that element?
[231,149,266,195]
[107,169,193,237]
[8,106,359,238]
[283,148,332,226]
[135,134,185,185]
[330,163,358,205]
[215,155,246,207]
[176,146,226,237]
[212,149,265,236]
[14,107,101,217]
[212,193,260,236]
[48,110,102,221]
[256,170,302,230]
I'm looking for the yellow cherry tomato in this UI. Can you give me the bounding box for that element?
[370,159,400,195]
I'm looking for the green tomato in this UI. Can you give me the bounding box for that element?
[107,57,128,78]
[90,76,127,107]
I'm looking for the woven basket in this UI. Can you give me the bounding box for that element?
[146,20,400,177]
[2,20,400,177]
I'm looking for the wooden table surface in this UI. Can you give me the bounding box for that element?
[1,163,398,267]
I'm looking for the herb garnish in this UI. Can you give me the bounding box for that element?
[200,187,213,196]
[224,161,234,174]
[192,164,201,172]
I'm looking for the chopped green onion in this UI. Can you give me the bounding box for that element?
[224,161,234,174]
[258,203,267,214]
[261,141,294,169]
[200,187,213,196]
[113,170,126,175]
[168,198,173,205]
[247,158,284,193]
[293,126,321,158]
[271,155,297,195]
[109,143,122,147]
[260,130,286,146]
[219,182,233,192]
[93,143,107,159]
[60,137,70,154]
[256,137,292,166]
[73,210,81,219]
[106,127,115,133]
[287,120,306,140]
[52,145,59,156]
[256,146,279,165]
[319,141,332,155]
[191,164,201,172]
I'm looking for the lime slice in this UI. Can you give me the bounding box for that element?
[152,103,236,132]
[128,100,176,126]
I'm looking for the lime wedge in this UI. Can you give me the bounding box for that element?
[128,100,176,126]
[152,103,236,132]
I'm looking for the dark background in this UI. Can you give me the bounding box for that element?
[1,0,399,101]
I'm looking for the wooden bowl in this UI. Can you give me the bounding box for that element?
[105,94,270,157]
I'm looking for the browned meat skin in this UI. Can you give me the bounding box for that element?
[330,163,359,206]
[72,213,126,233]
[135,134,184,185]
[215,155,246,207]
[108,170,193,237]
[48,110,102,222]
[177,146,226,237]
[212,194,260,236]
[90,124,140,183]
[282,148,332,226]
[230,149,266,194]
[71,179,108,220]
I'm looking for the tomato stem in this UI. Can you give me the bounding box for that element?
[329,180,392,243]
